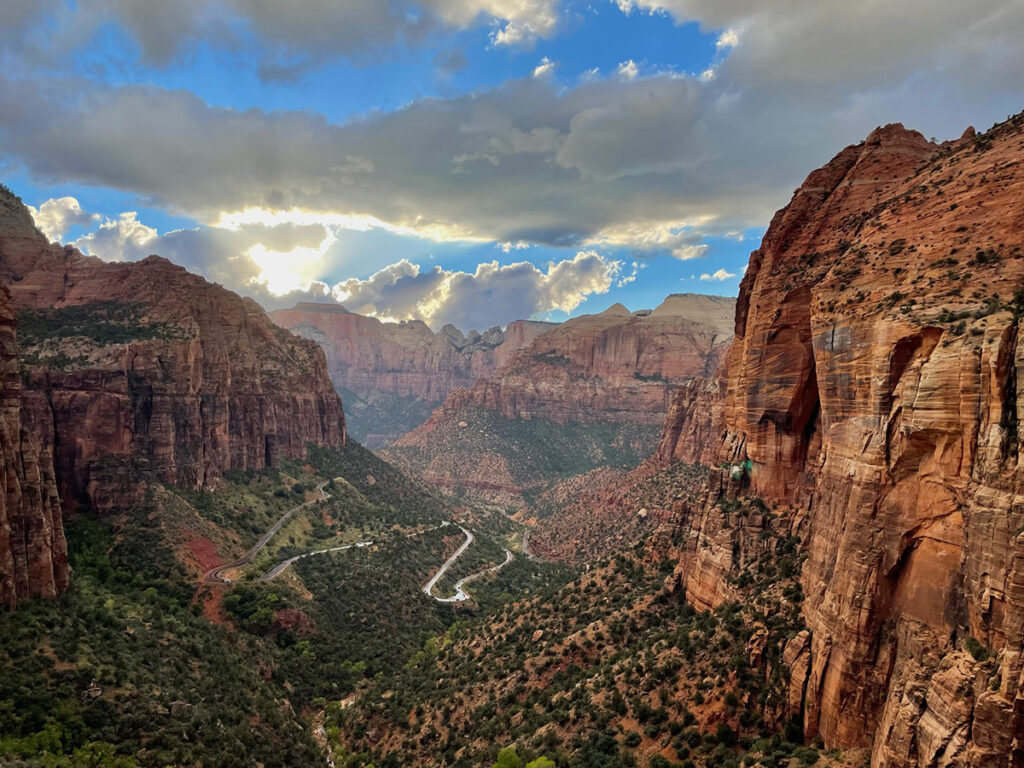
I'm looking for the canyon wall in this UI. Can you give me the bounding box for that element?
[270,302,553,446]
[383,294,734,504]
[0,285,66,607]
[433,294,735,426]
[0,188,346,529]
[662,115,1024,767]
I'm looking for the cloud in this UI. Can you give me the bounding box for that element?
[43,200,619,329]
[486,0,559,47]
[4,1,561,80]
[332,251,621,329]
[3,0,1023,267]
[613,0,1024,89]
[75,211,159,259]
[616,59,639,80]
[26,196,98,241]
[498,241,531,253]
[533,57,555,78]
[700,268,735,281]
[671,244,708,261]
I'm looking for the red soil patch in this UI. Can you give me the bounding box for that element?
[184,535,221,573]
[195,585,234,629]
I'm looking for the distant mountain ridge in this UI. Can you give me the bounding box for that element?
[271,302,554,446]
[382,293,735,506]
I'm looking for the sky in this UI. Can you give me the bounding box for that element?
[2,1,1023,332]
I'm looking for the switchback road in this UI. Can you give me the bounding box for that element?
[202,481,330,584]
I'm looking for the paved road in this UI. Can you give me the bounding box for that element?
[435,547,514,603]
[259,540,374,581]
[421,525,474,599]
[422,526,516,603]
[202,481,330,584]
[259,522,450,581]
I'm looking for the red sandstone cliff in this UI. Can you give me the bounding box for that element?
[0,285,66,607]
[657,115,1024,767]
[400,293,734,431]
[0,189,346,525]
[270,302,553,445]
[381,294,734,504]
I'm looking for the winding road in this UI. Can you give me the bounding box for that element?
[259,522,450,581]
[202,481,330,584]
[435,547,514,602]
[421,525,515,603]
[260,540,374,581]
[204,481,516,603]
[421,525,474,599]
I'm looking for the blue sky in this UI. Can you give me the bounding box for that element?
[2,0,1022,329]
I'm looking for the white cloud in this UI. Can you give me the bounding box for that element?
[66,206,341,298]
[75,212,158,259]
[672,244,708,261]
[616,59,639,80]
[26,196,98,241]
[715,27,738,50]
[700,268,735,281]
[332,251,621,329]
[532,57,555,78]
[498,240,531,252]
[53,201,620,329]
[485,0,559,47]
[616,260,645,286]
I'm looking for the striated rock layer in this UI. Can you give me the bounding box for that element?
[0,285,66,607]
[384,294,734,503]
[661,115,1024,767]
[430,294,735,426]
[0,188,346,527]
[270,302,553,446]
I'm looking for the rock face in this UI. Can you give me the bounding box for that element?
[383,294,734,504]
[270,302,553,446]
[0,284,66,607]
[0,188,346,525]
[661,115,1024,767]
[432,295,735,426]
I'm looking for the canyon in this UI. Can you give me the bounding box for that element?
[2,111,1023,768]
[381,293,735,505]
[0,187,346,607]
[270,302,553,446]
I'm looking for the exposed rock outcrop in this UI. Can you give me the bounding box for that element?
[383,294,734,505]
[0,285,66,607]
[660,114,1024,767]
[270,302,553,446]
[0,188,346,522]
[430,295,734,426]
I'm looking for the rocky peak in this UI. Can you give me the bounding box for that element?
[438,323,467,348]
[598,302,632,317]
[0,185,45,242]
